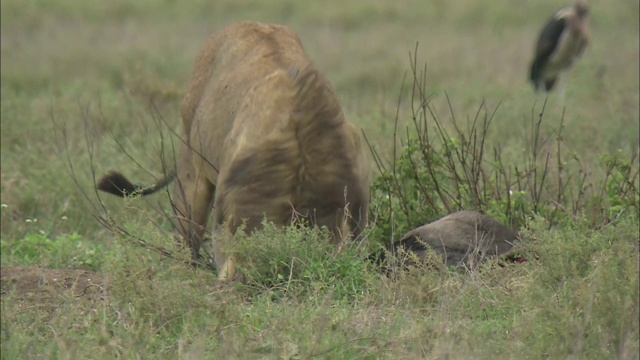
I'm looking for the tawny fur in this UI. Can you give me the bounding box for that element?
[97,22,371,281]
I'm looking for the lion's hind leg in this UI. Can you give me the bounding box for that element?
[216,254,237,282]
[171,159,216,264]
[204,223,238,282]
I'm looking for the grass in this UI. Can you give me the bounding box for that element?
[1,0,638,358]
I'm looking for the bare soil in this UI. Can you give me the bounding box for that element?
[1,266,108,305]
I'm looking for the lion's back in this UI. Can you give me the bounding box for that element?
[176,21,370,241]
[180,22,309,131]
[180,22,314,180]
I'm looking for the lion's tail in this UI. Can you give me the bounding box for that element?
[96,170,176,198]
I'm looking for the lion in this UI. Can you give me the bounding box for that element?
[96,21,371,281]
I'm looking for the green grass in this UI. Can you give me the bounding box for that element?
[0,231,111,271]
[1,0,638,358]
[1,217,637,358]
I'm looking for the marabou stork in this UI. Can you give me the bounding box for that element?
[529,0,590,95]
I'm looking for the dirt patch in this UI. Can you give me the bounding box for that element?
[1,266,108,304]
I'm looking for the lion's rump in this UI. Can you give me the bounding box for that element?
[182,22,369,241]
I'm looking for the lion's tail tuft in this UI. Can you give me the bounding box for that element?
[97,171,176,197]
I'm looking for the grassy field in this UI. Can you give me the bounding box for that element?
[1,0,639,358]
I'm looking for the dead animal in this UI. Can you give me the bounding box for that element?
[374,211,525,272]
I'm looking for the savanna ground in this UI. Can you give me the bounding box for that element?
[1,0,639,358]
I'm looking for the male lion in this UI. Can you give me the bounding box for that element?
[97,21,371,281]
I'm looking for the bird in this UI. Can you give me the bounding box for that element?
[529,0,590,96]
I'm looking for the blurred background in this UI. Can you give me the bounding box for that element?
[1,0,638,240]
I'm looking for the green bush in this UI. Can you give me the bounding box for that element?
[366,58,639,246]
[230,221,376,301]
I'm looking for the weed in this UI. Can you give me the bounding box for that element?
[1,232,111,271]
[231,221,375,302]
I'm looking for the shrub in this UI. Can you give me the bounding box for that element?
[230,221,376,301]
[366,50,640,251]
